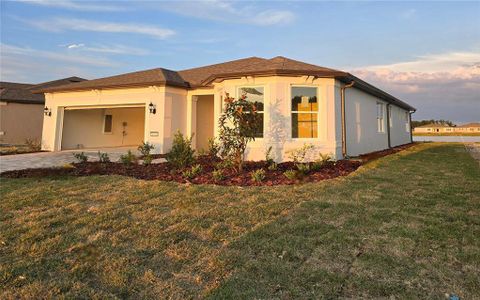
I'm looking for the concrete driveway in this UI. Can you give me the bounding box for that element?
[0,147,140,172]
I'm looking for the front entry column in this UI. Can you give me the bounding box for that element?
[186,95,198,148]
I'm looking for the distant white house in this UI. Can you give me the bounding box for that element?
[37,56,415,161]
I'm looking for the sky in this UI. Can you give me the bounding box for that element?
[1,0,479,123]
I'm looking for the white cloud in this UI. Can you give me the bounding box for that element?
[17,0,126,12]
[62,43,148,55]
[155,0,295,26]
[27,17,175,39]
[1,43,118,66]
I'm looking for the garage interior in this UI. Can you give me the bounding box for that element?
[61,106,145,150]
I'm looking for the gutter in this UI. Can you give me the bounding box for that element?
[341,81,355,158]
[386,104,391,149]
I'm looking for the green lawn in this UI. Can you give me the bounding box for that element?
[1,143,479,299]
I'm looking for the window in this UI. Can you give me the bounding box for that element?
[103,114,113,133]
[405,112,410,132]
[291,87,318,138]
[376,103,385,133]
[388,106,393,127]
[238,86,264,138]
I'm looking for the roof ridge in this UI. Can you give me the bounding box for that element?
[179,56,267,72]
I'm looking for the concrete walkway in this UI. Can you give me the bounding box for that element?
[0,147,144,172]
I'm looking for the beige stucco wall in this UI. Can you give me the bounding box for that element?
[0,101,44,145]
[195,95,214,151]
[388,104,411,147]
[210,76,340,161]
[61,107,144,149]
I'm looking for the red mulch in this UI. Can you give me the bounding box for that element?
[357,142,416,162]
[0,143,415,186]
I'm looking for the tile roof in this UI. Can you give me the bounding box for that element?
[35,56,415,111]
[1,77,86,104]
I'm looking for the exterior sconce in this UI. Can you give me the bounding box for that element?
[149,102,156,114]
[44,106,52,116]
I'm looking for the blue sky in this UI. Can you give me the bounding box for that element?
[1,0,479,122]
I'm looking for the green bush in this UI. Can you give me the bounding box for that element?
[73,152,88,163]
[166,131,195,169]
[212,169,224,181]
[120,150,137,166]
[138,142,155,156]
[311,153,332,171]
[296,163,311,175]
[251,169,266,183]
[182,164,202,179]
[268,162,278,171]
[284,170,298,180]
[207,138,220,158]
[97,151,110,163]
[265,146,275,166]
[143,154,153,166]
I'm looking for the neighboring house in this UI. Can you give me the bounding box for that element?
[413,123,453,134]
[454,122,480,133]
[0,77,86,145]
[37,56,415,160]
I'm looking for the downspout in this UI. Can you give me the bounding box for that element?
[409,110,414,143]
[341,81,355,158]
[386,104,391,149]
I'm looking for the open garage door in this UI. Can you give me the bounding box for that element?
[61,106,145,150]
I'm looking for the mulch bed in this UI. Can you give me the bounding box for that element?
[0,143,415,186]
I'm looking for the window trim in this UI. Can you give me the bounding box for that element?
[236,85,265,139]
[290,85,320,140]
[103,114,113,134]
[376,102,385,133]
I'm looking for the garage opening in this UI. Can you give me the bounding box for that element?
[61,106,145,150]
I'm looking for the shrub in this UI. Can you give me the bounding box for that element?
[265,146,275,166]
[284,169,298,180]
[296,162,311,175]
[25,138,41,151]
[97,151,110,163]
[268,162,278,171]
[182,164,202,179]
[287,143,315,164]
[251,169,266,183]
[207,138,220,158]
[215,158,235,171]
[138,142,155,157]
[143,154,153,166]
[218,92,262,172]
[120,150,137,166]
[166,131,195,169]
[73,152,88,163]
[212,169,224,181]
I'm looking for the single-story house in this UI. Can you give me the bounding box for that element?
[0,77,85,145]
[455,122,480,132]
[37,56,415,161]
[413,123,453,134]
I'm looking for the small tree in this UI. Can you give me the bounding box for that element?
[218,92,261,172]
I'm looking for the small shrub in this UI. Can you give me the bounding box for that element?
[268,162,278,171]
[138,142,155,156]
[212,169,224,181]
[73,152,88,163]
[25,138,41,151]
[207,138,220,158]
[182,164,202,179]
[251,169,266,183]
[296,163,311,175]
[120,150,137,166]
[312,153,332,171]
[284,169,298,180]
[97,151,110,163]
[166,131,195,169]
[265,146,275,166]
[287,143,314,164]
[143,154,153,166]
[215,159,235,171]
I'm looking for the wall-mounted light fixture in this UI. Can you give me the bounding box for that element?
[148,102,156,114]
[44,106,52,116]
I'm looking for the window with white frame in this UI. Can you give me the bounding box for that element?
[291,86,318,138]
[103,114,113,134]
[376,103,385,133]
[238,86,264,138]
[405,111,410,132]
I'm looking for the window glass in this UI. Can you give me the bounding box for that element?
[239,87,264,138]
[104,114,112,133]
[291,87,318,138]
[376,103,384,133]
